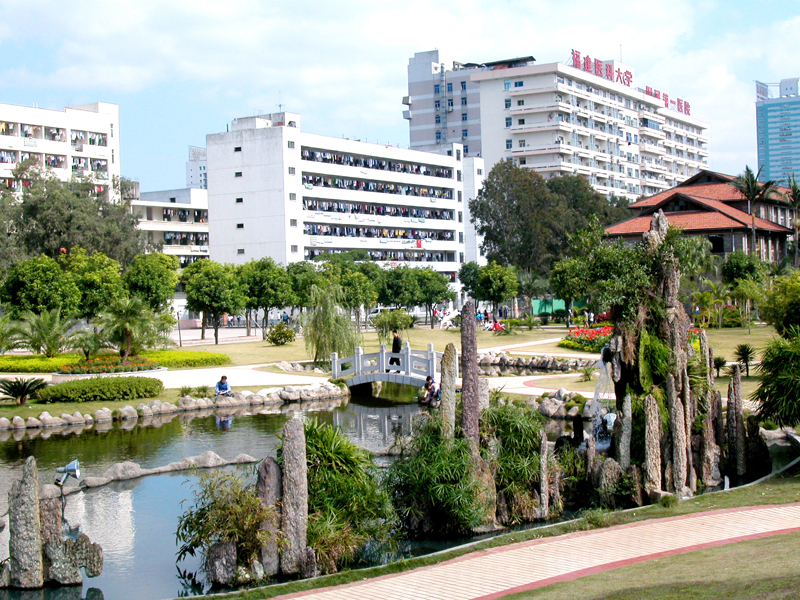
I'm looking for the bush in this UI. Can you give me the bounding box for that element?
[142,350,230,369]
[265,322,296,346]
[0,354,82,373]
[722,306,743,328]
[659,494,679,508]
[552,308,567,322]
[538,312,551,326]
[558,326,615,353]
[58,355,159,374]
[372,310,414,343]
[37,376,164,404]
[0,377,49,406]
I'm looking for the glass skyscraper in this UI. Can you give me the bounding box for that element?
[757,78,800,184]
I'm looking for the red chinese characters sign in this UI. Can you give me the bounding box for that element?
[644,86,691,116]
[571,49,631,87]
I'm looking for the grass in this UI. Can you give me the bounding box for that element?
[505,531,800,599]
[206,460,800,600]
[713,375,761,399]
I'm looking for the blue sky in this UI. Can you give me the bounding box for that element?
[1,0,797,191]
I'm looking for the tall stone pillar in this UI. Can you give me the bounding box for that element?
[643,394,662,492]
[280,418,307,575]
[256,457,282,577]
[440,343,458,439]
[617,394,632,470]
[726,365,747,477]
[538,430,549,520]
[666,374,687,495]
[460,300,479,447]
[9,456,43,588]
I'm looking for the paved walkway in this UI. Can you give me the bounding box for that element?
[272,504,800,600]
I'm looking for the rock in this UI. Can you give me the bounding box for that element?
[0,562,8,588]
[726,365,747,477]
[205,540,237,586]
[666,374,687,494]
[539,430,549,519]
[582,399,596,419]
[256,458,282,577]
[477,378,490,414]
[102,461,149,481]
[277,361,293,371]
[137,404,154,417]
[192,451,227,469]
[439,343,458,439]
[472,452,497,527]
[598,458,624,508]
[279,388,301,402]
[83,414,93,424]
[93,408,113,423]
[9,456,43,588]
[538,397,563,418]
[299,546,318,579]
[461,302,479,446]
[617,394,632,470]
[178,396,197,410]
[233,391,250,402]
[248,394,265,405]
[114,406,138,421]
[0,417,10,429]
[12,416,26,429]
[81,477,112,488]
[746,415,772,480]
[232,453,257,464]
[26,417,42,429]
[280,418,308,575]
[644,394,662,492]
[566,406,580,419]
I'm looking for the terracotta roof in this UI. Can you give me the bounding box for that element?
[606,211,748,235]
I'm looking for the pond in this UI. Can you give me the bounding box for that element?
[0,394,795,600]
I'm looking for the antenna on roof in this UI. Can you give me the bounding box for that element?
[277,90,283,113]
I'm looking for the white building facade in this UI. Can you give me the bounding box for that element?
[206,112,483,292]
[0,101,120,197]
[186,145,207,189]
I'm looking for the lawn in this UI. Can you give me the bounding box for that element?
[214,460,800,600]
[506,531,800,600]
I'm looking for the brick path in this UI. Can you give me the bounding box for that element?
[271,504,800,600]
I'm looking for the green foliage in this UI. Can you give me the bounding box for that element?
[714,356,727,377]
[477,261,519,310]
[296,419,397,573]
[183,260,246,344]
[18,308,80,358]
[37,376,164,404]
[720,250,765,285]
[480,398,546,524]
[752,333,800,427]
[58,355,158,374]
[178,385,194,397]
[387,415,485,536]
[578,365,595,382]
[71,327,112,361]
[239,258,295,337]
[379,266,422,309]
[763,270,800,337]
[265,321,296,346]
[580,507,615,529]
[176,470,279,568]
[659,494,679,508]
[303,284,360,363]
[687,352,710,412]
[458,261,482,300]
[415,268,455,328]
[734,343,757,378]
[142,350,230,369]
[58,247,124,321]
[638,330,673,394]
[0,354,81,373]
[97,296,174,361]
[286,261,324,309]
[372,310,414,343]
[0,315,21,355]
[0,377,48,406]
[195,384,212,397]
[1,254,81,317]
[340,270,378,328]
[123,253,180,311]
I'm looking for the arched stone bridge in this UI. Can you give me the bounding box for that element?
[331,342,450,388]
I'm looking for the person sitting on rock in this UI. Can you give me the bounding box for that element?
[215,375,233,397]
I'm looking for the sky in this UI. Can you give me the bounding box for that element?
[0,0,797,192]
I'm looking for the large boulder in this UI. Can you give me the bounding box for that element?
[280,418,308,575]
[0,417,11,429]
[205,540,237,586]
[8,456,43,588]
[538,397,564,418]
[102,461,150,481]
[597,458,624,507]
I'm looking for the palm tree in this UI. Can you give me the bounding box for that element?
[702,278,730,329]
[0,377,48,406]
[729,166,780,258]
[780,174,800,268]
[17,309,79,358]
[97,296,174,363]
[0,315,21,355]
[734,343,757,377]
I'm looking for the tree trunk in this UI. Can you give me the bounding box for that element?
[213,315,220,345]
[262,311,269,340]
[200,311,206,340]
[245,309,252,337]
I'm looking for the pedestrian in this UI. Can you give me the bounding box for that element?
[387,330,402,372]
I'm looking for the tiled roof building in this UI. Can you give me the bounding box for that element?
[605,170,793,262]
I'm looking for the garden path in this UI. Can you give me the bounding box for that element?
[269,503,800,600]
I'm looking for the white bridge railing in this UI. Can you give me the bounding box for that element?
[331,342,450,384]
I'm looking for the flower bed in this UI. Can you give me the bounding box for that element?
[557,326,615,352]
[59,355,159,375]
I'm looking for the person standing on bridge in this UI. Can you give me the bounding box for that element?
[387,330,402,373]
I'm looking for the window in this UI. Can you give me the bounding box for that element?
[461,81,467,91]
[518,140,526,147]
[435,115,441,124]
[518,119,525,125]
[461,129,468,139]
[289,192,296,200]
[506,139,512,149]
[461,113,468,121]
[514,81,523,88]
[112,149,115,164]
[434,84,440,94]
[287,141,295,149]
[236,223,244,229]
[477,168,482,175]
[464,145,469,154]
[291,245,298,253]
[447,82,453,92]
[520,157,527,165]
[504,79,511,90]
[235,197,243,203]
[504,99,511,109]
[458,190,462,202]
[169,197,176,203]
[436,131,442,141]
[290,219,298,227]
[237,249,245,255]
[505,117,512,127]
[288,167,295,174]
[517,100,524,106]
[234,171,242,177]
[459,232,464,243]
[447,99,454,108]
[456,149,461,160]
[458,211,463,223]
[459,252,465,264]
[110,124,113,137]
[234,146,242,152]
[461,97,467,106]
[435,100,441,110]
[457,169,462,181]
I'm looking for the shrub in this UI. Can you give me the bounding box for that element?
[521,314,541,330]
[195,384,212,397]
[752,333,800,427]
[579,507,615,529]
[265,321,296,346]
[552,308,567,322]
[58,355,159,375]
[713,356,727,378]
[558,326,615,353]
[178,385,194,397]
[142,350,230,369]
[0,377,49,406]
[176,470,279,569]
[0,354,82,373]
[659,494,679,508]
[37,377,164,404]
[372,310,414,343]
[722,306,743,328]
[578,365,595,382]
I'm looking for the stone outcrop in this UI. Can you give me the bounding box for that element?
[643,394,662,492]
[726,365,747,477]
[299,547,318,579]
[440,343,458,439]
[477,378,490,414]
[666,374,688,495]
[617,394,632,470]
[205,540,237,586]
[598,458,623,508]
[8,456,43,588]
[745,415,772,480]
[461,300,479,447]
[256,457,282,577]
[280,418,308,576]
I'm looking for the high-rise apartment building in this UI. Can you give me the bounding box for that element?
[405,51,709,202]
[0,101,120,197]
[206,112,484,295]
[186,145,208,189]
[756,79,800,184]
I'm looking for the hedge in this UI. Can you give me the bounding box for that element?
[37,377,164,404]
[142,350,230,369]
[0,354,82,373]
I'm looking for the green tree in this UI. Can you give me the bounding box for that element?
[476,262,519,314]
[753,333,800,427]
[729,166,780,258]
[675,236,718,294]
[546,175,630,231]
[184,261,245,345]
[720,250,765,285]
[287,261,324,311]
[123,253,180,312]
[415,268,455,328]
[59,247,124,321]
[0,315,20,355]
[303,284,360,363]
[1,255,80,317]
[97,295,174,362]
[458,261,482,302]
[17,308,79,358]
[340,270,378,330]
[762,270,800,337]
[380,266,422,309]
[0,193,25,276]
[239,258,295,339]
[731,278,766,334]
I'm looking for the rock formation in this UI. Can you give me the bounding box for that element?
[279,418,308,576]
[440,343,458,439]
[643,394,662,492]
[8,456,43,588]
[538,430,549,519]
[256,458,282,577]
[726,364,747,477]
[460,300,479,447]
